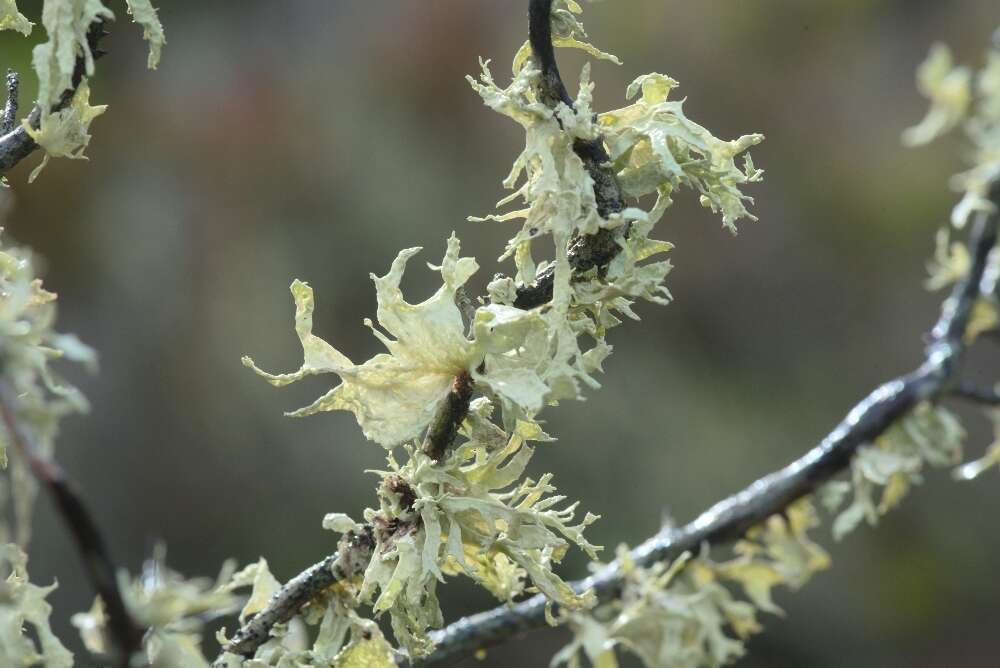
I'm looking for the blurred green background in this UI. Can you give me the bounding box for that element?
[2,1,999,666]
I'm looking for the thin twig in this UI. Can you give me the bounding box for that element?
[426,0,587,464]
[0,382,144,667]
[0,20,109,173]
[215,527,375,664]
[217,372,468,663]
[411,192,1000,666]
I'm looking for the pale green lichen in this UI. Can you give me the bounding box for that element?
[923,228,1000,347]
[598,73,764,233]
[31,0,115,119]
[954,408,1000,481]
[38,5,1000,668]
[125,0,165,69]
[905,41,1000,227]
[467,59,611,272]
[0,0,31,35]
[554,501,828,668]
[822,403,965,541]
[902,44,972,147]
[0,542,73,668]
[244,236,481,447]
[863,42,1000,488]
[0,232,95,546]
[23,0,164,179]
[466,16,760,417]
[323,399,599,657]
[24,81,107,182]
[925,227,971,291]
[73,549,241,667]
[216,574,401,668]
[512,0,621,76]
[243,0,764,662]
[251,0,763,446]
[952,48,1000,228]
[223,558,282,625]
[244,235,565,446]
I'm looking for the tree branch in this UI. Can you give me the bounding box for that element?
[217,6,1000,665]
[216,372,471,661]
[411,188,1000,666]
[422,371,475,461]
[226,192,999,668]
[0,19,109,174]
[513,0,626,310]
[0,381,143,667]
[217,6,629,648]
[215,527,375,664]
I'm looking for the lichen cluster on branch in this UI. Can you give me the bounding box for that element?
[0,0,164,180]
[2,3,1000,668]
[230,0,764,664]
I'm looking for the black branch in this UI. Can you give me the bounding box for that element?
[422,371,475,461]
[0,382,144,667]
[0,19,109,174]
[513,0,626,310]
[410,188,1000,666]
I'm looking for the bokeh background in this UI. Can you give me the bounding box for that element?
[2,1,999,666]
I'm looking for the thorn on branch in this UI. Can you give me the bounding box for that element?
[0,382,144,668]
